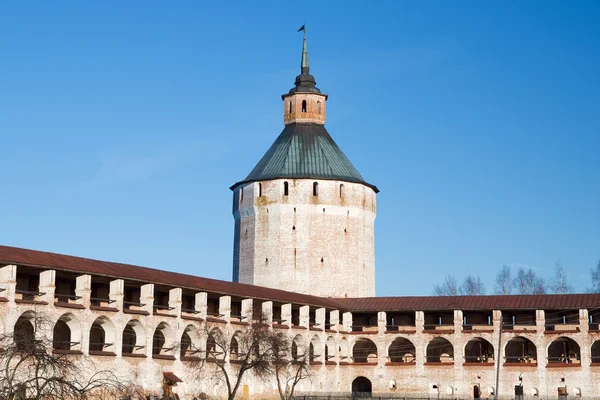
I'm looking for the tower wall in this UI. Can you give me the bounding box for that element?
[233,179,376,297]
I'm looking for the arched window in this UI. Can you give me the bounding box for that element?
[52,320,71,350]
[340,184,344,198]
[258,183,262,197]
[302,100,307,113]
[230,336,240,359]
[464,337,494,364]
[505,337,537,364]
[152,322,173,356]
[122,320,145,355]
[313,182,318,196]
[548,337,581,364]
[14,312,36,352]
[426,337,454,363]
[326,336,336,361]
[353,338,378,363]
[310,335,321,362]
[388,337,416,363]
[283,181,289,196]
[89,316,115,353]
[289,101,293,114]
[317,101,321,114]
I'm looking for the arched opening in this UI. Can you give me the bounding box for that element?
[302,100,307,113]
[180,325,200,359]
[505,337,537,364]
[89,316,115,353]
[317,100,321,114]
[352,376,372,397]
[313,182,319,196]
[548,337,581,364]
[230,331,242,360]
[53,320,71,350]
[339,184,344,198]
[310,335,321,363]
[14,312,36,352]
[283,181,289,196]
[326,336,336,362]
[339,338,350,361]
[388,337,416,363]
[122,319,145,355]
[426,337,454,363]
[258,182,262,197]
[291,334,304,361]
[464,337,494,363]
[152,322,173,356]
[353,338,377,363]
[207,328,223,360]
[230,337,239,358]
[592,340,600,364]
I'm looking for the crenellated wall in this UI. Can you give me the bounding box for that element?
[233,179,376,298]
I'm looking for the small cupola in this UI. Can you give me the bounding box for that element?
[282,26,328,125]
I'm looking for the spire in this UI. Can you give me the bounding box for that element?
[301,29,309,75]
[288,26,321,94]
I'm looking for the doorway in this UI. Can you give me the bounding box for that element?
[352,376,372,397]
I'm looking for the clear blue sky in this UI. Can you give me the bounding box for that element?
[1,1,598,296]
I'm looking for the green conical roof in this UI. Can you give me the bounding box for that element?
[231,123,378,192]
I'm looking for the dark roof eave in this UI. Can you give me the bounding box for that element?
[230,176,379,193]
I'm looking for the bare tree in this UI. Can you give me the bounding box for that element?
[513,267,546,295]
[186,312,282,400]
[273,337,312,400]
[433,275,459,296]
[549,261,573,294]
[589,259,600,293]
[494,265,512,295]
[459,274,486,295]
[0,316,125,400]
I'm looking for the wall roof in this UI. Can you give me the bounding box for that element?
[338,294,600,312]
[230,123,378,192]
[0,245,345,309]
[2,245,599,313]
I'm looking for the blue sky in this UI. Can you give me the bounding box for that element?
[1,1,598,296]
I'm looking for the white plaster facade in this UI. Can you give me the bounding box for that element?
[1,262,600,399]
[233,179,376,298]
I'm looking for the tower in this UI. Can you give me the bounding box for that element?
[230,31,378,298]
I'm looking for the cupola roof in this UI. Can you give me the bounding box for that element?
[287,27,321,95]
[230,28,378,192]
[230,123,378,192]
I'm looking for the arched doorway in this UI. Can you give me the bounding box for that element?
[352,376,372,397]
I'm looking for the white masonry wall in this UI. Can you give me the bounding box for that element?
[233,178,376,298]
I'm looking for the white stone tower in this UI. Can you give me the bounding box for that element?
[231,31,378,298]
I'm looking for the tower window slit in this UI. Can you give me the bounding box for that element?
[289,101,292,114]
[302,100,307,113]
[340,184,344,198]
[313,182,318,196]
[284,181,289,196]
[258,183,262,197]
[317,100,321,114]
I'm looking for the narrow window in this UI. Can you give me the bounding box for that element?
[283,181,289,196]
[302,100,307,113]
[339,184,344,198]
[240,187,243,203]
[317,100,321,114]
[258,183,262,197]
[289,101,292,114]
[313,182,318,196]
